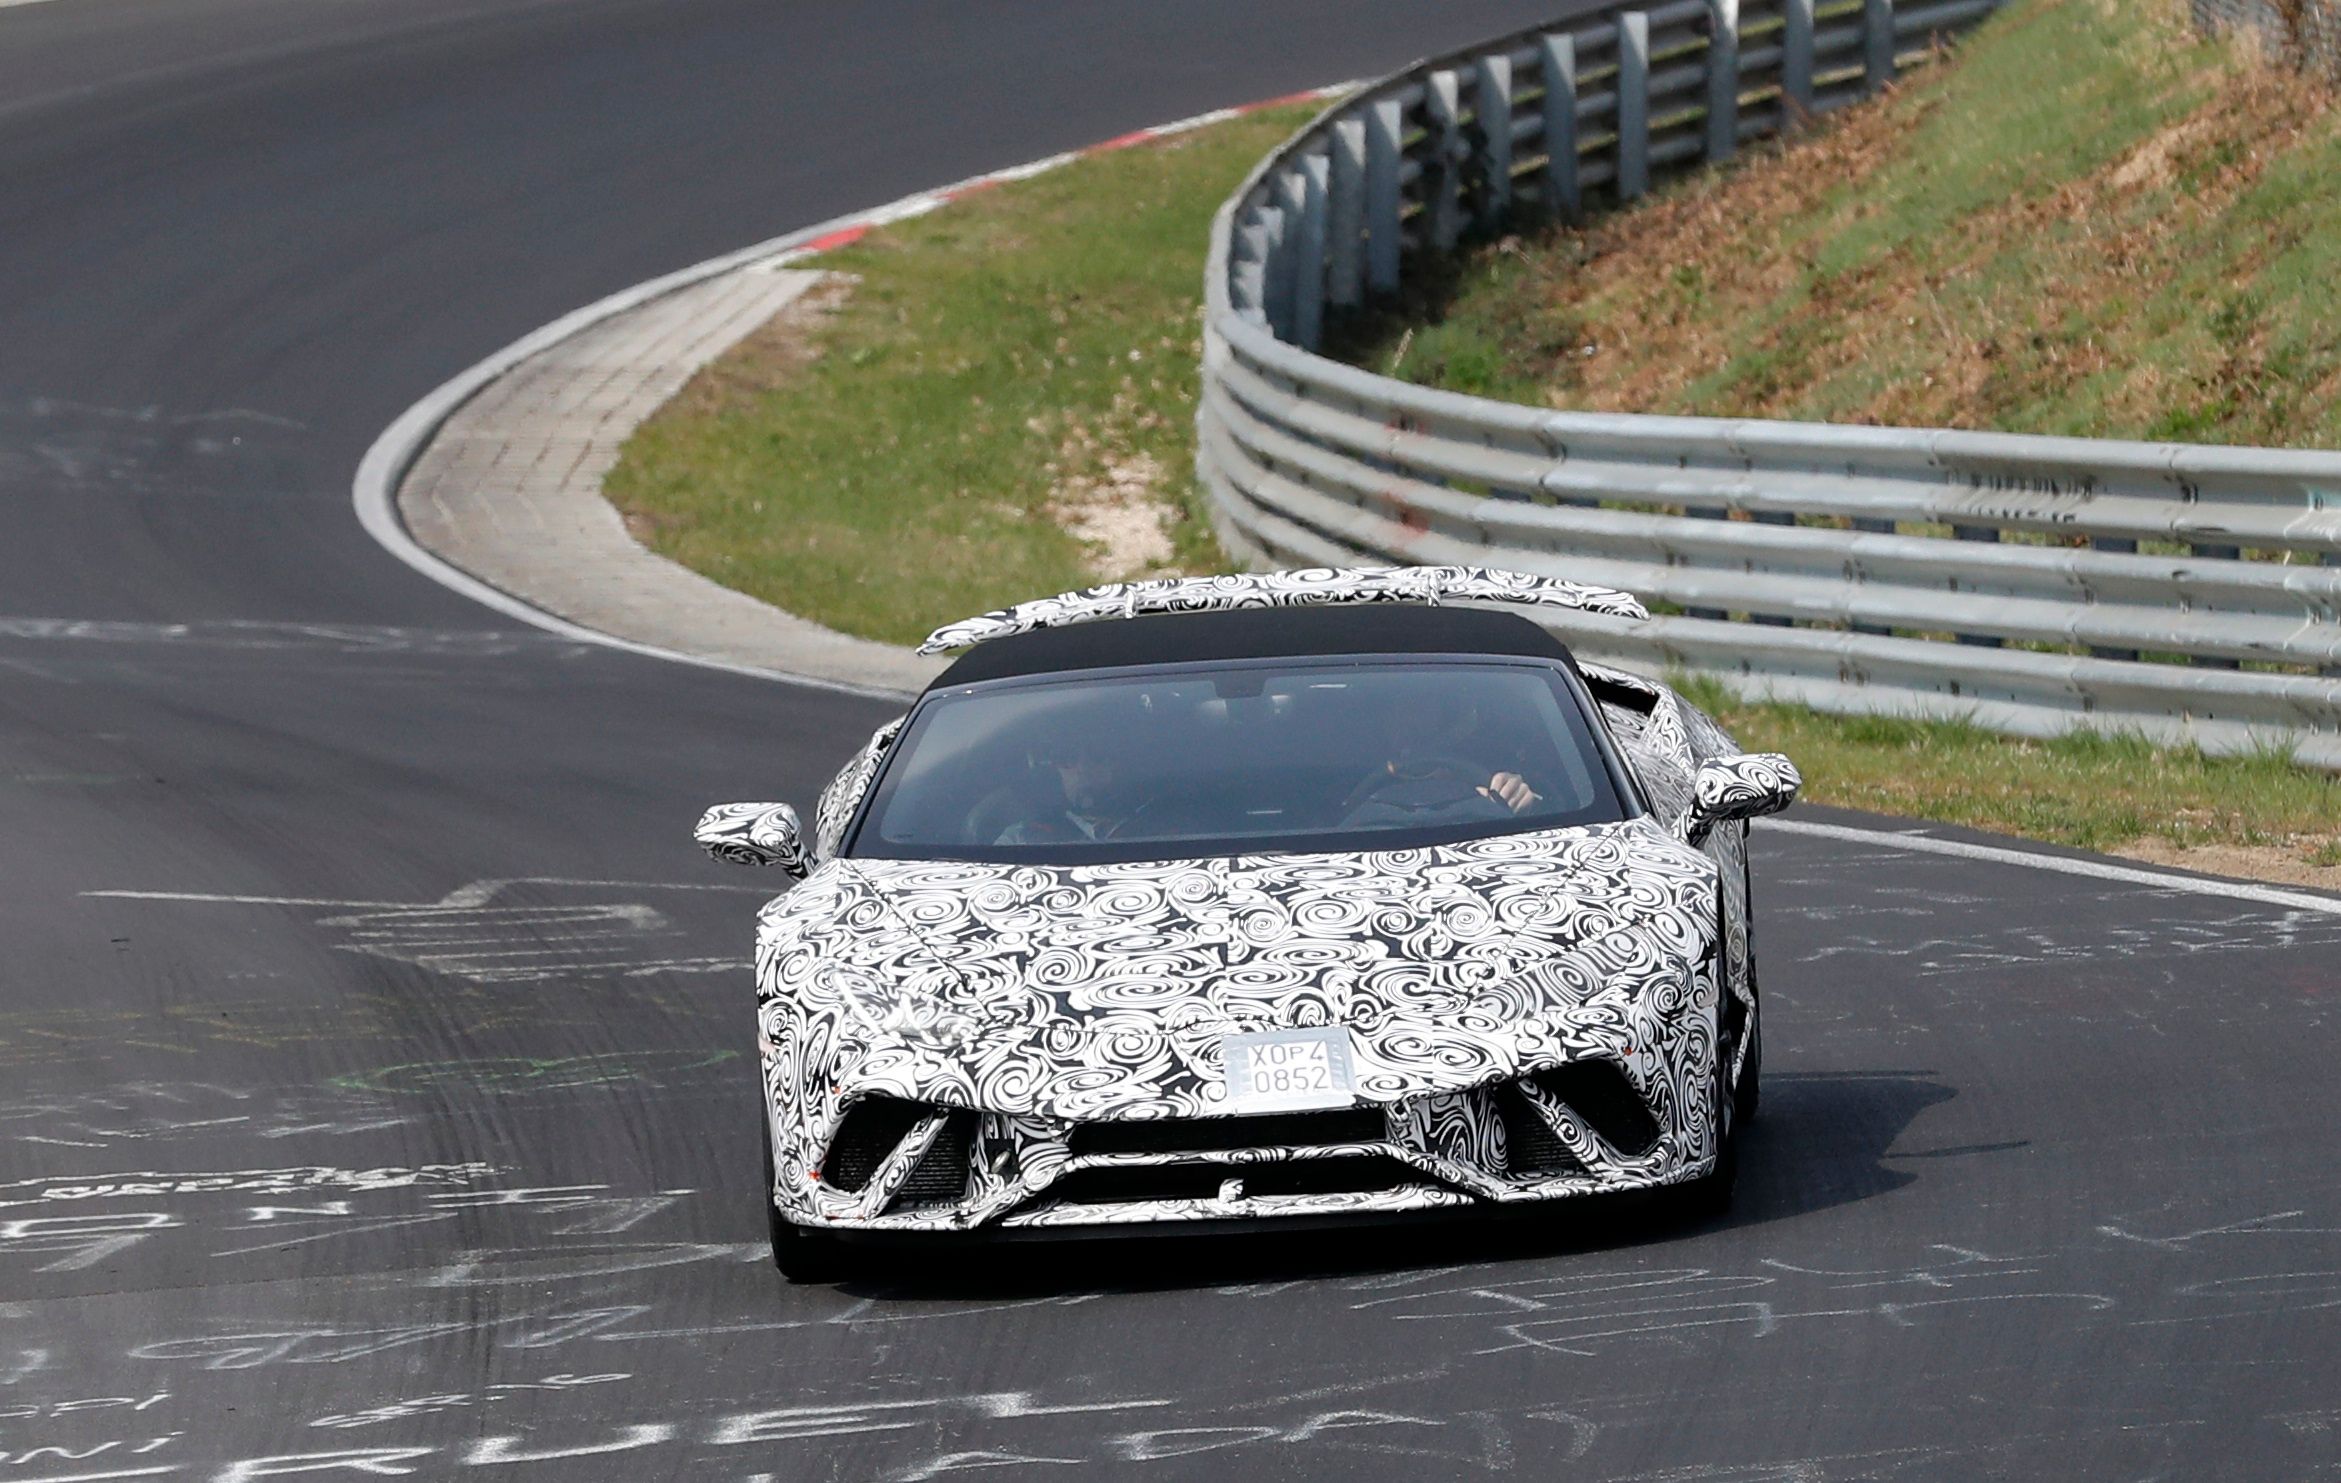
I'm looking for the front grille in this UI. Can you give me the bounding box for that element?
[1068,1108,1387,1158]
[822,1096,931,1193]
[1048,1164,1226,1205]
[1243,1156,1416,1198]
[1492,1082,1582,1176]
[1046,1154,1419,1207]
[886,1110,975,1211]
[1528,1061,1661,1157]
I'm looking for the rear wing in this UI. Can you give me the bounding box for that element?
[917,565,1648,655]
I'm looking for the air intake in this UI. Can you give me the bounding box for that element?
[821,1096,930,1194]
[1492,1082,1581,1176]
[1528,1061,1661,1158]
[885,1110,975,1212]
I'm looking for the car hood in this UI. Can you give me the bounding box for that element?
[755,818,1716,1118]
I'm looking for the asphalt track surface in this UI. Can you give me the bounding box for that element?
[2,1,2337,1477]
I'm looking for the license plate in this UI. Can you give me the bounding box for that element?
[1221,1027,1357,1114]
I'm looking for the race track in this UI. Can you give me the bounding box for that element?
[2,1,2337,1476]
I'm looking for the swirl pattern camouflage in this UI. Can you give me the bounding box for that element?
[699,570,1795,1273]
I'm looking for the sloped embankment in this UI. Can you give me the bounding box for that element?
[1344,0,2341,449]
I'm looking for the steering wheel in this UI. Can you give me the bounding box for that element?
[1103,795,1172,841]
[1353,754,1494,805]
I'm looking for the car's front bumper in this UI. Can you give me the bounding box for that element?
[771,1040,1718,1237]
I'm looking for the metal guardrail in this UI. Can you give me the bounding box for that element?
[1197,0,2341,769]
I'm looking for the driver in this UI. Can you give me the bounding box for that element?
[992,740,1132,844]
[1338,691,1542,829]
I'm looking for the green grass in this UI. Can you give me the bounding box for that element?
[1677,676,2340,865]
[606,105,1322,648]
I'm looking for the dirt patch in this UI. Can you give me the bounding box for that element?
[666,272,858,418]
[1036,386,1182,580]
[2112,837,2341,893]
[1052,451,1174,578]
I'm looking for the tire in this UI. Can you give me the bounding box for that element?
[763,1120,855,1283]
[1732,848,1762,1130]
[1732,1004,1762,1130]
[1675,996,1742,1222]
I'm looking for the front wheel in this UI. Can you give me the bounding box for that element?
[763,1121,855,1283]
[1674,1012,1744,1223]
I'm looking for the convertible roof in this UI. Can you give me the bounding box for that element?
[931,601,1583,687]
[918,567,1647,655]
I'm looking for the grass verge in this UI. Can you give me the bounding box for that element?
[605,104,1322,649]
[603,44,2338,884]
[1679,677,2341,887]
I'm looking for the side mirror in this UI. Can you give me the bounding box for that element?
[1683,753,1801,848]
[695,802,810,878]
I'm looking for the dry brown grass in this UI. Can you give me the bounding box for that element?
[1363,0,2341,450]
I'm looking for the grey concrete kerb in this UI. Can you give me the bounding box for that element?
[393,261,946,696]
[350,86,1358,702]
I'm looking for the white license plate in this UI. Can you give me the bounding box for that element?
[1221,1027,1357,1114]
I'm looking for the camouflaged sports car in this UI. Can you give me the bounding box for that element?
[696,567,1799,1280]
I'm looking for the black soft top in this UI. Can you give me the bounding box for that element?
[931,603,1581,688]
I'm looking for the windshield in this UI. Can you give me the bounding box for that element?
[850,658,1633,864]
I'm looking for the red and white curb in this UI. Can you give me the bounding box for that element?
[352,84,1354,697]
[775,84,1357,261]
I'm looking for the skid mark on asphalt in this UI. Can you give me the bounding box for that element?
[0,616,591,659]
[84,878,765,984]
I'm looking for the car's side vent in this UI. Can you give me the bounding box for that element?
[821,1096,930,1194]
[1529,1061,1662,1158]
[1492,1082,1581,1176]
[1583,670,1660,716]
[886,1110,976,1212]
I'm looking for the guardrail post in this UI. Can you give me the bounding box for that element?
[1233,213,1271,322]
[1292,155,1331,352]
[1366,98,1405,295]
[1864,0,1897,93]
[1686,505,1729,620]
[1619,12,1652,202]
[1785,0,1816,118]
[2328,551,2341,680]
[1327,118,1368,310]
[1951,525,2004,647]
[1475,53,1515,229]
[1427,69,1465,250]
[1851,517,1894,634]
[1256,201,1291,340]
[2087,536,2141,661]
[1540,32,1582,220]
[1706,0,1741,163]
[1751,510,1796,624]
[2185,541,2245,669]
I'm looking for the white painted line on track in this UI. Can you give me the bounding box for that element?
[84,875,769,909]
[351,84,1354,702]
[1763,816,2341,918]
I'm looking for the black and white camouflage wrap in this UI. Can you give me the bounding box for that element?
[917,566,1650,654]
[704,576,1792,1238]
[1688,752,1804,846]
[694,801,811,875]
